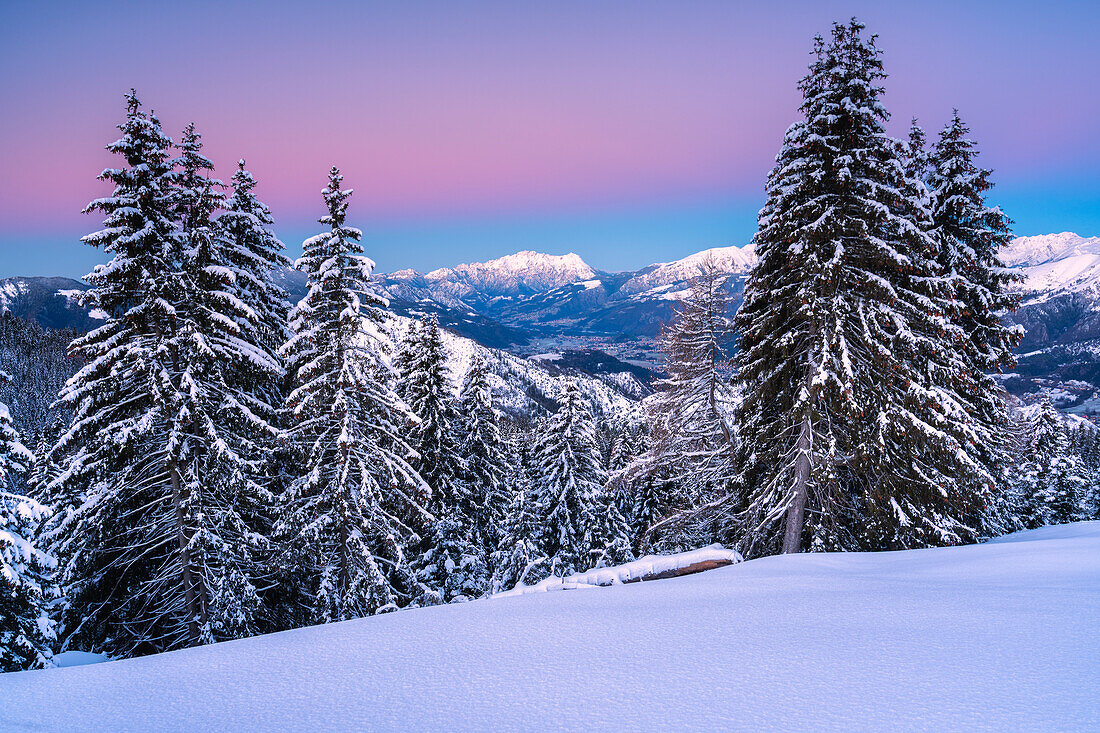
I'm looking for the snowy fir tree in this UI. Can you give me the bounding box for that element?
[413,513,488,604]
[26,414,65,505]
[725,21,1002,557]
[584,491,634,570]
[455,354,510,555]
[983,405,1035,536]
[529,379,618,576]
[396,315,463,517]
[217,160,291,356]
[171,125,285,643]
[1,371,57,672]
[45,98,282,656]
[277,167,431,625]
[925,110,1023,498]
[607,423,646,476]
[489,445,547,593]
[927,111,1021,376]
[1070,426,1100,520]
[45,91,195,656]
[1015,401,1088,528]
[412,347,515,602]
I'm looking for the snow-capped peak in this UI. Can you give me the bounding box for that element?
[1003,232,1100,299]
[425,251,596,295]
[621,244,756,296]
[1001,232,1100,268]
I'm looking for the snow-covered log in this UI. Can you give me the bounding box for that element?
[493,544,742,597]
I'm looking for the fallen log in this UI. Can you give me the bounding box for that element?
[493,544,743,597]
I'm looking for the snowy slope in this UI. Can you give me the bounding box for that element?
[1001,232,1100,268]
[1002,232,1100,300]
[384,314,644,419]
[4,522,1097,732]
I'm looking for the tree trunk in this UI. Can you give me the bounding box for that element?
[782,412,812,554]
[783,333,819,555]
[171,461,201,645]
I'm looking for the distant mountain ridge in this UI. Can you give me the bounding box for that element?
[7,233,1100,406]
[0,276,103,331]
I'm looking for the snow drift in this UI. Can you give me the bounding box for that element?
[2,522,1098,732]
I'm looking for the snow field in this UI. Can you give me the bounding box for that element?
[2,522,1097,732]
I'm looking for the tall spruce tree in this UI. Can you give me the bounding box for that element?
[730,21,995,557]
[169,122,281,643]
[530,379,624,576]
[47,92,199,656]
[47,101,281,656]
[277,167,431,624]
[926,110,1023,501]
[490,442,547,592]
[1,371,56,671]
[927,111,1021,376]
[456,354,510,556]
[217,159,292,365]
[396,315,462,517]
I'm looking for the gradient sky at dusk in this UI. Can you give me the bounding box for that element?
[2,0,1098,277]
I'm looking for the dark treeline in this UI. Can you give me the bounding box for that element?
[3,20,1099,672]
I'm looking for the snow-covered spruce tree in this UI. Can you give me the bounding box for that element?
[530,379,628,576]
[408,330,506,602]
[396,315,463,517]
[412,512,488,604]
[607,424,638,475]
[1016,401,1088,528]
[603,423,664,551]
[169,122,282,643]
[985,404,1034,535]
[456,354,510,556]
[1073,426,1100,519]
[216,159,292,389]
[1,372,56,671]
[728,21,997,557]
[489,443,547,593]
[26,415,65,504]
[277,167,431,625]
[208,156,292,631]
[927,111,1021,375]
[46,92,194,656]
[47,104,280,656]
[584,493,634,570]
[926,110,1023,514]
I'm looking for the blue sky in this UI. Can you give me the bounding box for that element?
[2,0,1097,277]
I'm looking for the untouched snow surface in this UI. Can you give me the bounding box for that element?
[3,522,1098,732]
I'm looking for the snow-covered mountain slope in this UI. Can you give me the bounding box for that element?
[619,244,756,298]
[4,522,1097,731]
[1001,232,1100,268]
[0,276,105,330]
[426,250,596,296]
[1002,232,1100,300]
[377,244,754,344]
[384,314,646,420]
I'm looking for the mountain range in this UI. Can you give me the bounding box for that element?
[4,232,1100,413]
